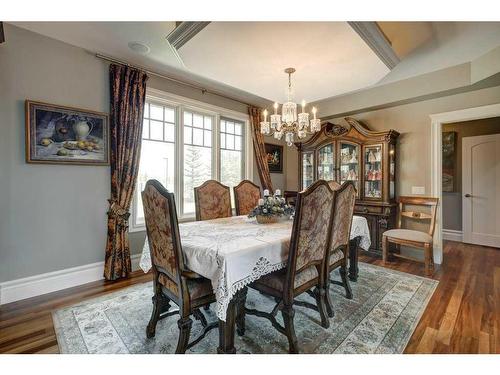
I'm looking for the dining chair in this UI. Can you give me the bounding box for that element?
[233,179,261,216]
[142,180,217,353]
[194,180,232,221]
[243,180,335,353]
[327,180,341,190]
[382,196,439,275]
[325,181,357,317]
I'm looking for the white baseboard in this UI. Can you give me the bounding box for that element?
[443,229,463,242]
[0,253,143,305]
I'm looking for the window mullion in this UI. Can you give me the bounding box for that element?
[214,114,220,181]
[176,105,184,217]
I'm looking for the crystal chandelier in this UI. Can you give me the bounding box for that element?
[260,68,321,146]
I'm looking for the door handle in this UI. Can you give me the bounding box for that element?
[464,194,472,198]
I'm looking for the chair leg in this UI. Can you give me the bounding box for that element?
[193,308,208,327]
[175,317,193,354]
[236,287,248,336]
[313,287,330,329]
[146,293,170,338]
[339,265,353,300]
[382,236,389,265]
[325,278,334,318]
[424,243,432,276]
[282,303,299,353]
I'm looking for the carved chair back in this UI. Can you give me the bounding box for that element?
[327,180,341,191]
[397,196,439,236]
[284,180,335,302]
[330,181,357,254]
[233,179,261,216]
[194,180,232,221]
[142,180,187,302]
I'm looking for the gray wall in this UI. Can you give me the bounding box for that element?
[0,24,247,283]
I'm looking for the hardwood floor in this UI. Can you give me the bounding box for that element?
[361,241,499,353]
[0,241,498,354]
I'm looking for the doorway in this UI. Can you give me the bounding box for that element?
[430,103,500,263]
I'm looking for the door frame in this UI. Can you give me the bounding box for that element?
[430,103,500,264]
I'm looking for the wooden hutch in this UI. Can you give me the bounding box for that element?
[296,117,400,256]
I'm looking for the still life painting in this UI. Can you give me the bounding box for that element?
[442,131,456,192]
[265,143,283,173]
[25,100,109,165]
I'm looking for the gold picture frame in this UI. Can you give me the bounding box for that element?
[25,100,110,166]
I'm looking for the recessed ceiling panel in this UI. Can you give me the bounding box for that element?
[179,22,390,103]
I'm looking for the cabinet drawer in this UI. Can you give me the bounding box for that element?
[354,205,384,215]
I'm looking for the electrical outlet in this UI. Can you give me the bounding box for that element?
[411,186,425,195]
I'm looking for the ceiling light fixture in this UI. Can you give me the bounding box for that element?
[260,68,321,147]
[128,41,151,55]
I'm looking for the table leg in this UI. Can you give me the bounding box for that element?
[217,289,240,354]
[348,237,361,281]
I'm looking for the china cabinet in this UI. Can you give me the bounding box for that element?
[296,117,400,255]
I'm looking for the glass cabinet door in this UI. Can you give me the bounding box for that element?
[317,143,335,181]
[389,143,395,199]
[340,142,360,196]
[364,145,383,199]
[302,152,314,189]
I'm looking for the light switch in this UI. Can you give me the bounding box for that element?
[411,186,425,195]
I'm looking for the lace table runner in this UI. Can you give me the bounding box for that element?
[139,215,371,321]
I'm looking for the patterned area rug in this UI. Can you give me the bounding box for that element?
[53,263,437,354]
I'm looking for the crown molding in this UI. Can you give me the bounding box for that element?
[166,22,211,50]
[348,22,400,70]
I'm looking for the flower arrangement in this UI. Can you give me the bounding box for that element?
[248,189,294,224]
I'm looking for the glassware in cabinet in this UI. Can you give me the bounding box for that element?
[364,145,382,199]
[340,142,360,196]
[317,143,335,181]
[302,152,314,189]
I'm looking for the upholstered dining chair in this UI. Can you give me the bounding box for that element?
[325,181,357,318]
[142,180,217,353]
[382,196,439,275]
[233,179,261,216]
[194,180,232,221]
[242,180,335,353]
[327,180,341,191]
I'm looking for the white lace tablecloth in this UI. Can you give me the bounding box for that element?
[139,215,370,321]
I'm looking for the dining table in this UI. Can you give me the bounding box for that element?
[139,214,371,353]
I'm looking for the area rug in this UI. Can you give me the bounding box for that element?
[53,263,438,354]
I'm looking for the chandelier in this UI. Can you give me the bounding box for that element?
[260,68,321,147]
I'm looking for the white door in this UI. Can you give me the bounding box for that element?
[462,134,500,247]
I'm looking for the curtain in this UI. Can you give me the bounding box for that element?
[248,106,274,193]
[104,64,148,280]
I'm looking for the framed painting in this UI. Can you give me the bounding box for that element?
[265,143,283,173]
[442,131,456,192]
[25,100,109,165]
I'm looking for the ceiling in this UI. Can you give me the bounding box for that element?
[10,21,500,107]
[10,21,390,105]
[178,22,390,103]
[12,22,183,68]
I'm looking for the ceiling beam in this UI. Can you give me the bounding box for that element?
[348,22,400,69]
[166,22,210,50]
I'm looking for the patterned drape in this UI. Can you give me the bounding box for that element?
[104,64,148,280]
[248,106,274,193]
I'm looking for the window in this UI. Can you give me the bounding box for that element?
[133,102,176,228]
[183,111,213,215]
[220,118,245,206]
[130,91,251,231]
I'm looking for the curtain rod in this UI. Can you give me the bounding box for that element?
[94,53,253,108]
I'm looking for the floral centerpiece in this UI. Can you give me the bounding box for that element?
[248,189,294,224]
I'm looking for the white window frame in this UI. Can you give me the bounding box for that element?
[129,88,253,232]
